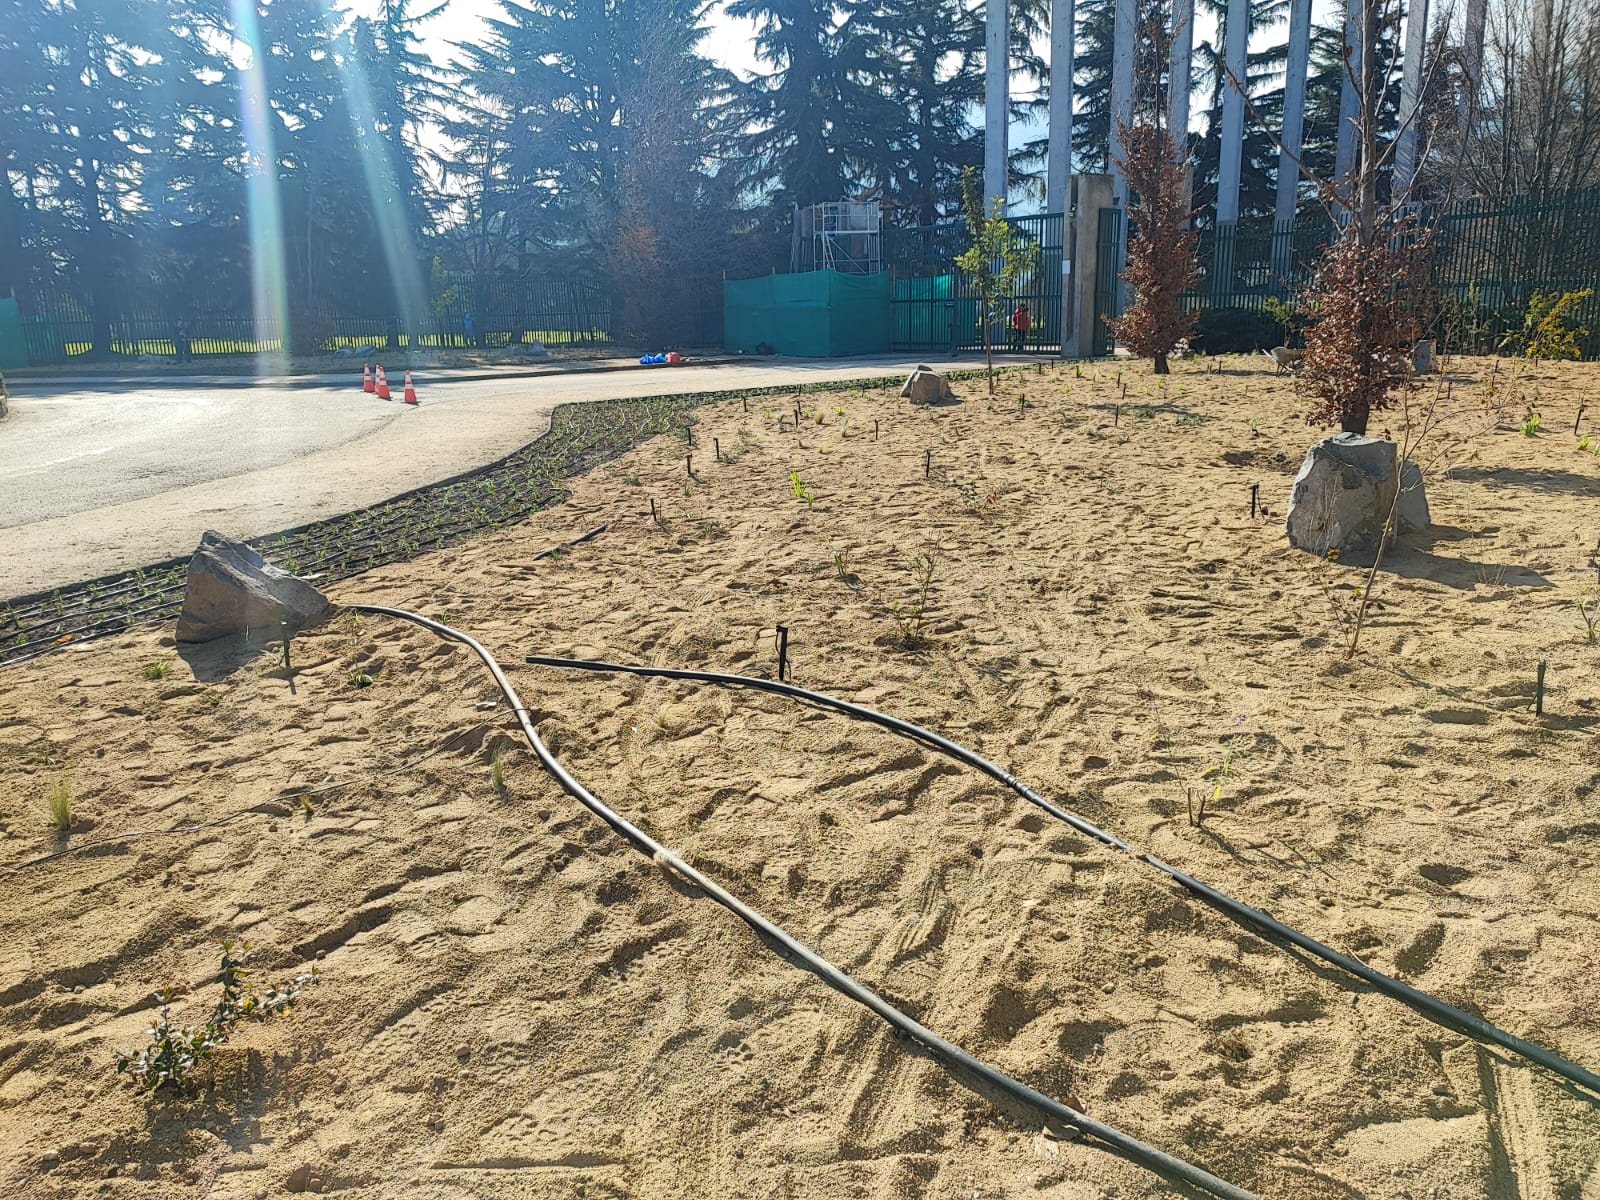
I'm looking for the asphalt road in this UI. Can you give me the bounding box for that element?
[0,354,1004,598]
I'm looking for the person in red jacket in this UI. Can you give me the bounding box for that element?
[1010,302,1031,351]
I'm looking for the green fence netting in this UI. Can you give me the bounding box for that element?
[724,270,891,357]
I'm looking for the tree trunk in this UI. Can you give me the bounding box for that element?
[1153,352,1169,374]
[1340,405,1368,436]
[985,326,994,393]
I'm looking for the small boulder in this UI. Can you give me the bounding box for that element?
[175,531,337,644]
[901,365,955,405]
[1285,434,1428,555]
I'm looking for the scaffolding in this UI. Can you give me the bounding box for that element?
[791,201,883,274]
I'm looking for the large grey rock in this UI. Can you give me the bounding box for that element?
[175,531,336,644]
[900,365,956,405]
[1285,434,1429,555]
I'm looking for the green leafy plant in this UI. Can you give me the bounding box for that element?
[115,941,317,1094]
[954,166,1040,393]
[140,660,169,681]
[886,550,938,647]
[45,777,72,830]
[790,471,815,509]
[1502,289,1592,361]
[491,747,508,793]
[1521,409,1542,437]
[347,670,374,689]
[1188,743,1240,827]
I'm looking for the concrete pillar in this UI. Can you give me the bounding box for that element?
[1063,173,1115,358]
[1273,0,1312,283]
[1216,0,1248,226]
[1046,0,1074,216]
[986,0,1010,207]
[1168,0,1194,152]
[1335,0,1362,190]
[1393,0,1429,197]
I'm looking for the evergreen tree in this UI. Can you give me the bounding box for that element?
[852,0,983,225]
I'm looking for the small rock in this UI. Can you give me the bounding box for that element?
[307,1176,325,1193]
[900,366,957,405]
[41,1149,60,1168]
[454,1044,470,1062]
[286,1164,312,1193]
[1082,755,1110,770]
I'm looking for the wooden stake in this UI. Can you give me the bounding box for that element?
[1250,483,1259,519]
[924,449,932,479]
[714,437,721,462]
[1536,660,1547,715]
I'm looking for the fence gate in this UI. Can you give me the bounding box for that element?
[1092,207,1123,356]
[889,213,1064,355]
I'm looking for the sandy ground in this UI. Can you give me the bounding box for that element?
[0,354,1016,598]
[0,355,1597,1199]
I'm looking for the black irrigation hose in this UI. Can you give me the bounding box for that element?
[523,655,1600,1100]
[352,605,1256,1200]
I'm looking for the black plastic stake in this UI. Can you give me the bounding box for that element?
[649,497,658,522]
[742,397,748,413]
[282,624,292,673]
[775,624,789,681]
[924,449,932,479]
[873,419,879,441]
[1535,660,1547,715]
[1577,404,1586,435]
[1120,382,1128,402]
[686,453,693,477]
[714,437,721,463]
[1114,404,1120,426]
[1250,483,1259,519]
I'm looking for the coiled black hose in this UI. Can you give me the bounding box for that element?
[523,654,1600,1099]
[350,605,1256,1200]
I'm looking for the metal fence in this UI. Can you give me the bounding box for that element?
[14,275,614,365]
[887,213,1064,355]
[1178,191,1600,355]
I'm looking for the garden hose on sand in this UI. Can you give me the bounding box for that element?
[351,605,1256,1200]
[522,654,1600,1100]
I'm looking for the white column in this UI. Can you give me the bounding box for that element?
[1216,0,1248,225]
[1275,0,1312,230]
[986,0,1010,207]
[1393,0,1429,197]
[1459,0,1487,145]
[1335,0,1361,189]
[1109,0,1135,296]
[1046,0,1074,215]
[1168,0,1194,151]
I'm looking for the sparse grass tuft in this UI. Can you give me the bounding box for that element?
[140,660,170,681]
[45,777,72,829]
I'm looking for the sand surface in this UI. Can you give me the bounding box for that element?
[1,355,1597,1199]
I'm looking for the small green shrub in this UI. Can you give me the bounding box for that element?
[140,661,170,681]
[790,472,815,509]
[1502,289,1592,361]
[1521,410,1542,437]
[1192,307,1284,355]
[115,941,317,1094]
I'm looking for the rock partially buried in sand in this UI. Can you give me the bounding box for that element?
[175,531,337,644]
[901,365,956,406]
[1285,434,1428,555]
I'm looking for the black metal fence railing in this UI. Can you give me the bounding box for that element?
[887,213,1065,355]
[13,275,616,366]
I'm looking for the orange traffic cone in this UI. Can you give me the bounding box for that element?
[362,363,374,393]
[402,370,418,405]
[375,364,391,400]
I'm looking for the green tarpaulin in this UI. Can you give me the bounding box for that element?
[724,270,891,357]
[0,299,27,369]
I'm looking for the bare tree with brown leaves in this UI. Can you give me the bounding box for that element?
[1108,122,1200,375]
